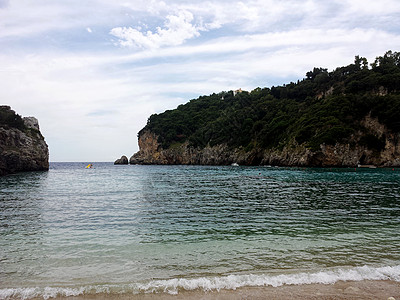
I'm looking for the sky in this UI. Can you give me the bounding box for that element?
[1,0,400,162]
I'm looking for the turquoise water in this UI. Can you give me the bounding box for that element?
[1,163,400,298]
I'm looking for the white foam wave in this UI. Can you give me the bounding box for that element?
[136,265,400,294]
[0,285,110,300]
[1,265,400,299]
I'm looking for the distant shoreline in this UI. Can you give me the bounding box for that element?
[48,161,400,170]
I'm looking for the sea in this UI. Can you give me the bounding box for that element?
[0,162,399,299]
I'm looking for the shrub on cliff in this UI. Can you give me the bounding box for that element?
[0,106,26,130]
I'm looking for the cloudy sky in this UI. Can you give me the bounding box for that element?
[1,0,400,162]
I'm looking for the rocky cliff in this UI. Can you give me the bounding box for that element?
[0,106,49,176]
[130,114,400,167]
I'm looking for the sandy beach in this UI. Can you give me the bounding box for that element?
[47,280,400,300]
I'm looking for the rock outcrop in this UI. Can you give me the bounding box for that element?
[114,155,128,165]
[130,115,400,167]
[0,106,49,176]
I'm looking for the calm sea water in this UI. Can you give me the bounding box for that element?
[1,163,400,298]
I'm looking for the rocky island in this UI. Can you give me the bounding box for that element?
[0,106,49,176]
[114,155,128,165]
[129,51,400,167]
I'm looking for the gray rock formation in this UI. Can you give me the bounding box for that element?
[23,116,40,131]
[130,115,400,167]
[114,155,128,165]
[0,106,49,176]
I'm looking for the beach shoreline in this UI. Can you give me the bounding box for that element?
[28,280,399,300]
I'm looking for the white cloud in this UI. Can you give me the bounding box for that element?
[0,52,174,161]
[0,0,138,39]
[344,0,400,15]
[110,10,204,49]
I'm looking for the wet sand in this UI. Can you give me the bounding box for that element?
[53,280,400,300]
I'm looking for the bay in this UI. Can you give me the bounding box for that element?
[0,163,399,298]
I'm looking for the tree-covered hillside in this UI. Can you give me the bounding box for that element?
[140,51,400,152]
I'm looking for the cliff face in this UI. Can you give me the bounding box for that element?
[0,106,49,176]
[130,115,400,167]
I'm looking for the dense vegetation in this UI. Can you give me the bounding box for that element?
[0,106,26,130]
[141,51,400,152]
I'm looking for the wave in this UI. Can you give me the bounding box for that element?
[1,265,400,299]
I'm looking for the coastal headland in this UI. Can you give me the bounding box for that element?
[125,51,400,168]
[0,106,49,176]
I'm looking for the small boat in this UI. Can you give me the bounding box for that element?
[85,164,93,169]
[357,164,377,168]
[231,163,239,166]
